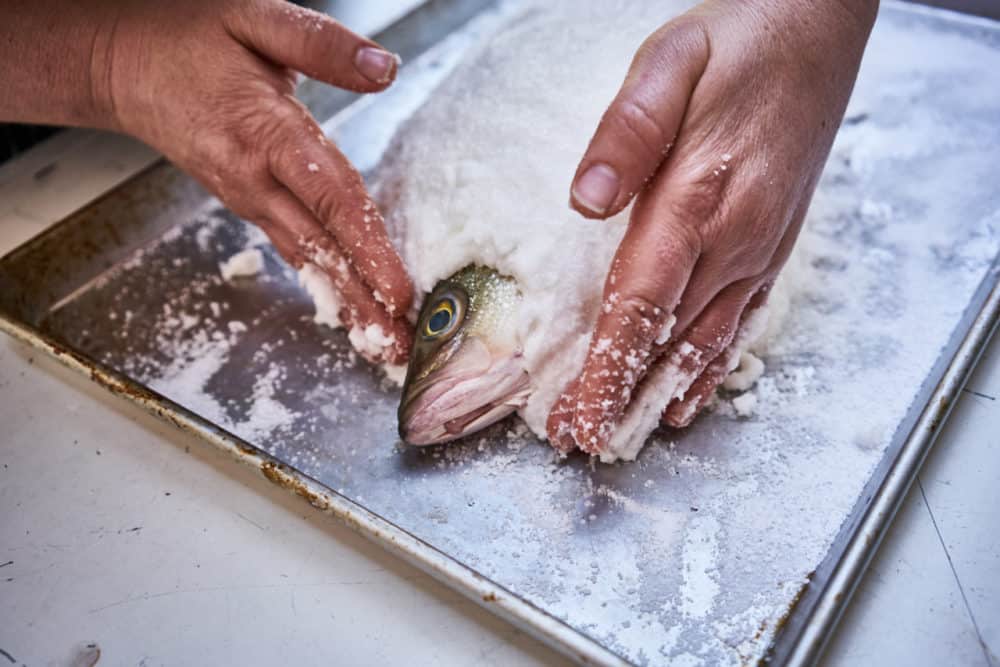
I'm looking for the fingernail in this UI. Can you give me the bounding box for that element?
[355,46,396,84]
[572,163,620,215]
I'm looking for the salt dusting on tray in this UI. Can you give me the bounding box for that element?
[52,3,1000,665]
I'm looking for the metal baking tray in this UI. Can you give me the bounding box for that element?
[2,2,998,665]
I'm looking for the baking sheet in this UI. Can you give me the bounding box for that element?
[2,2,999,665]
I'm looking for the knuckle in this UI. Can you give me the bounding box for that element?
[196,129,246,173]
[713,236,773,280]
[670,172,727,225]
[687,319,736,358]
[260,95,313,148]
[311,187,345,227]
[262,101,311,152]
[651,222,702,268]
[616,293,666,334]
[657,16,711,67]
[612,98,668,160]
[269,96,308,128]
[743,248,774,278]
[637,16,711,82]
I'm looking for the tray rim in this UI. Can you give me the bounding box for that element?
[773,269,1000,666]
[4,177,996,667]
[3,2,1000,665]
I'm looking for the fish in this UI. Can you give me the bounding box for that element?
[398,265,532,445]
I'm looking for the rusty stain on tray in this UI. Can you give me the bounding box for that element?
[260,461,332,510]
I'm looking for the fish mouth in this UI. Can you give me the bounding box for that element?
[398,339,531,445]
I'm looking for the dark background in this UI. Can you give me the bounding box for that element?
[2,0,998,165]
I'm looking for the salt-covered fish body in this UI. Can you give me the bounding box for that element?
[378,1,751,461]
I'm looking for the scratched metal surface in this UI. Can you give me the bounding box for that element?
[1,3,999,665]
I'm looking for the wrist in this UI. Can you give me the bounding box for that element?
[737,0,878,43]
[736,0,878,75]
[87,6,128,133]
[0,2,126,130]
[831,0,880,30]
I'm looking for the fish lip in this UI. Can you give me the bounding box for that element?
[398,355,531,446]
[397,374,462,441]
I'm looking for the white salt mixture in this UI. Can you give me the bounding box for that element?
[302,0,787,461]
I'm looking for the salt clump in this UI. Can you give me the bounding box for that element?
[298,263,345,329]
[219,247,264,281]
[723,353,766,392]
[348,324,397,361]
[731,393,758,418]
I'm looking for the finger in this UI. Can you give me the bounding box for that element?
[259,185,412,364]
[306,237,412,365]
[226,1,399,92]
[663,287,771,427]
[565,178,703,455]
[665,278,759,388]
[661,183,811,426]
[668,251,757,339]
[569,18,709,218]
[267,100,413,316]
[545,378,581,453]
[662,353,731,428]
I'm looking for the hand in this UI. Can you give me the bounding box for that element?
[547,0,877,454]
[92,0,413,363]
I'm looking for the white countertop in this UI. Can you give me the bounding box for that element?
[1,92,998,667]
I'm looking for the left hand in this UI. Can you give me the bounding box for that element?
[94,0,414,363]
[547,0,878,454]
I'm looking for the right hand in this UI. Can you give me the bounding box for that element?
[91,0,413,363]
[547,0,877,454]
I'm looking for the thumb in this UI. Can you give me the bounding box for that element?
[570,18,709,219]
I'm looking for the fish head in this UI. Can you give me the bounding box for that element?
[398,265,531,445]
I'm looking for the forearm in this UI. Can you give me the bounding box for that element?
[0,2,118,129]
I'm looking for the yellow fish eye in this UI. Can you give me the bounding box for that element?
[424,297,457,337]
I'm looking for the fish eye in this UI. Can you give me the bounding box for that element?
[424,296,460,338]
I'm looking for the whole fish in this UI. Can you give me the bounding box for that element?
[398,266,532,444]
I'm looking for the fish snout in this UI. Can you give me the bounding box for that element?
[398,356,531,445]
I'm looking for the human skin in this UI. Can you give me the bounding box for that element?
[547,0,880,454]
[0,0,413,364]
